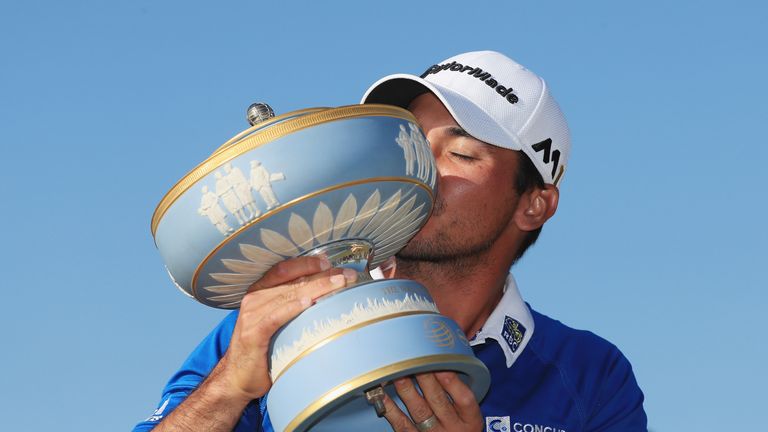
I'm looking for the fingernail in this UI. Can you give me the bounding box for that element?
[318,255,331,271]
[342,268,358,283]
[330,274,346,287]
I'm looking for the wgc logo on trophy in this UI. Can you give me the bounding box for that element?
[151,103,490,431]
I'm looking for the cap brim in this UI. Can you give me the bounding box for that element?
[361,73,524,152]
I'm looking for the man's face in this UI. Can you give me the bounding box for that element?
[397,92,522,262]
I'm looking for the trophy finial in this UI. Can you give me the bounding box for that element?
[247,102,276,126]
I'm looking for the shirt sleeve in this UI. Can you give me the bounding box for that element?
[132,311,263,431]
[584,347,648,431]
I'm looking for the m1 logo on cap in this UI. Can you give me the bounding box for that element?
[421,62,520,104]
[532,138,562,181]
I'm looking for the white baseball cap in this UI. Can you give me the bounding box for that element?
[361,50,570,186]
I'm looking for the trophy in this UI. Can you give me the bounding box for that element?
[151,103,490,431]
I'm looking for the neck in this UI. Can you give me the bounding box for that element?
[393,251,510,338]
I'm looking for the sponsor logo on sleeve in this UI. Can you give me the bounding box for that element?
[144,398,170,422]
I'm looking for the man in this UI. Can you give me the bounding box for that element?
[134,51,647,431]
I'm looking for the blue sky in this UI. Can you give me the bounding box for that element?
[1,1,765,430]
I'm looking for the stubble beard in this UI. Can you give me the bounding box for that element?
[394,197,511,278]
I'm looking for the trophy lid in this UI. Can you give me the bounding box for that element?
[150,102,434,308]
[151,103,417,237]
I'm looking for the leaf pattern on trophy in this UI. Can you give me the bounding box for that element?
[390,211,428,243]
[205,187,432,308]
[210,273,261,285]
[288,213,314,251]
[371,202,425,244]
[261,228,300,257]
[359,190,401,237]
[208,291,250,303]
[369,194,417,239]
[374,207,428,253]
[375,221,425,256]
[221,258,272,274]
[372,214,428,259]
[203,283,252,295]
[332,194,357,240]
[312,202,333,244]
[347,189,381,237]
[240,244,283,264]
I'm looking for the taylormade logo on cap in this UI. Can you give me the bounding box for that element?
[362,50,571,186]
[420,61,520,105]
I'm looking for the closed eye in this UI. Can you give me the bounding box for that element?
[450,152,477,161]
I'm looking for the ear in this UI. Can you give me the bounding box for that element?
[513,184,559,232]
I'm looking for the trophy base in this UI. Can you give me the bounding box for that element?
[267,279,490,432]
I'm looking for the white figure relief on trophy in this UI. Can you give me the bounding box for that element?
[250,160,285,210]
[198,160,286,237]
[225,163,261,219]
[204,188,430,308]
[269,292,439,379]
[396,124,415,176]
[198,186,233,235]
[215,171,248,225]
[408,122,426,181]
[395,122,434,187]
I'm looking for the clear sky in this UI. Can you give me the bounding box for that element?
[1,1,765,430]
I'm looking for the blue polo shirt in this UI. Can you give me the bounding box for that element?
[134,275,647,431]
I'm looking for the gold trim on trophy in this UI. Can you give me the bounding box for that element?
[190,177,433,300]
[284,354,485,432]
[271,310,441,382]
[212,107,329,157]
[151,104,419,236]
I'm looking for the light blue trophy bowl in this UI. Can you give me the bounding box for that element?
[151,104,490,431]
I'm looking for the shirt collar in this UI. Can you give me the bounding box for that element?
[370,268,533,368]
[469,273,534,368]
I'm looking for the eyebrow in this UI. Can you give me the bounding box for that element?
[447,126,473,138]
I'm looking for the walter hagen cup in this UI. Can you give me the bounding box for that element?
[151,102,490,431]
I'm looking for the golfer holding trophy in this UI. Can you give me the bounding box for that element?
[136,51,647,432]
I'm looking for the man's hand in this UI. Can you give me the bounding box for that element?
[212,255,357,403]
[382,372,483,432]
[155,255,356,432]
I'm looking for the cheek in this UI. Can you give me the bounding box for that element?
[436,176,487,214]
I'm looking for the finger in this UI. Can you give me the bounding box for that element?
[249,268,357,311]
[393,377,435,425]
[235,269,357,351]
[248,255,331,292]
[236,290,316,352]
[242,271,350,322]
[435,372,481,424]
[229,272,347,355]
[281,269,356,305]
[415,373,459,424]
[243,266,347,305]
[229,290,310,359]
[381,391,417,432]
